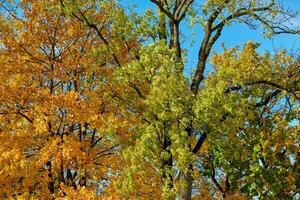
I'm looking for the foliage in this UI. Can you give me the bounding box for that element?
[0,0,299,199]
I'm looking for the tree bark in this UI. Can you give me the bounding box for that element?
[158,5,167,41]
[180,165,193,200]
[170,22,181,61]
[46,161,55,193]
[161,133,174,192]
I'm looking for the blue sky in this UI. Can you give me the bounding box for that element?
[121,0,300,77]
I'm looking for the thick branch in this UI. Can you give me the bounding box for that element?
[190,2,229,94]
[150,0,175,22]
[255,90,281,107]
[191,1,279,94]
[212,168,224,193]
[16,111,33,123]
[174,0,194,22]
[192,133,207,154]
[227,80,297,93]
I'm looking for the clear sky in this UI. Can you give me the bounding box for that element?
[121,0,300,77]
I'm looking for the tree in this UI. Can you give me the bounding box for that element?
[0,0,299,199]
[0,0,136,198]
[114,0,300,199]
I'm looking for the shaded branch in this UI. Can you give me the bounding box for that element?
[212,167,224,193]
[192,133,207,154]
[174,0,194,22]
[16,111,33,123]
[150,0,175,22]
[255,89,281,107]
[60,0,121,67]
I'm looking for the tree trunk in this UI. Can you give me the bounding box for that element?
[161,134,174,191]
[46,161,55,193]
[170,22,181,61]
[180,164,193,200]
[158,6,167,41]
[180,131,207,199]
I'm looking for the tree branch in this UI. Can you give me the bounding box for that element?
[212,167,224,193]
[150,0,175,22]
[255,89,281,107]
[60,0,121,67]
[192,133,207,154]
